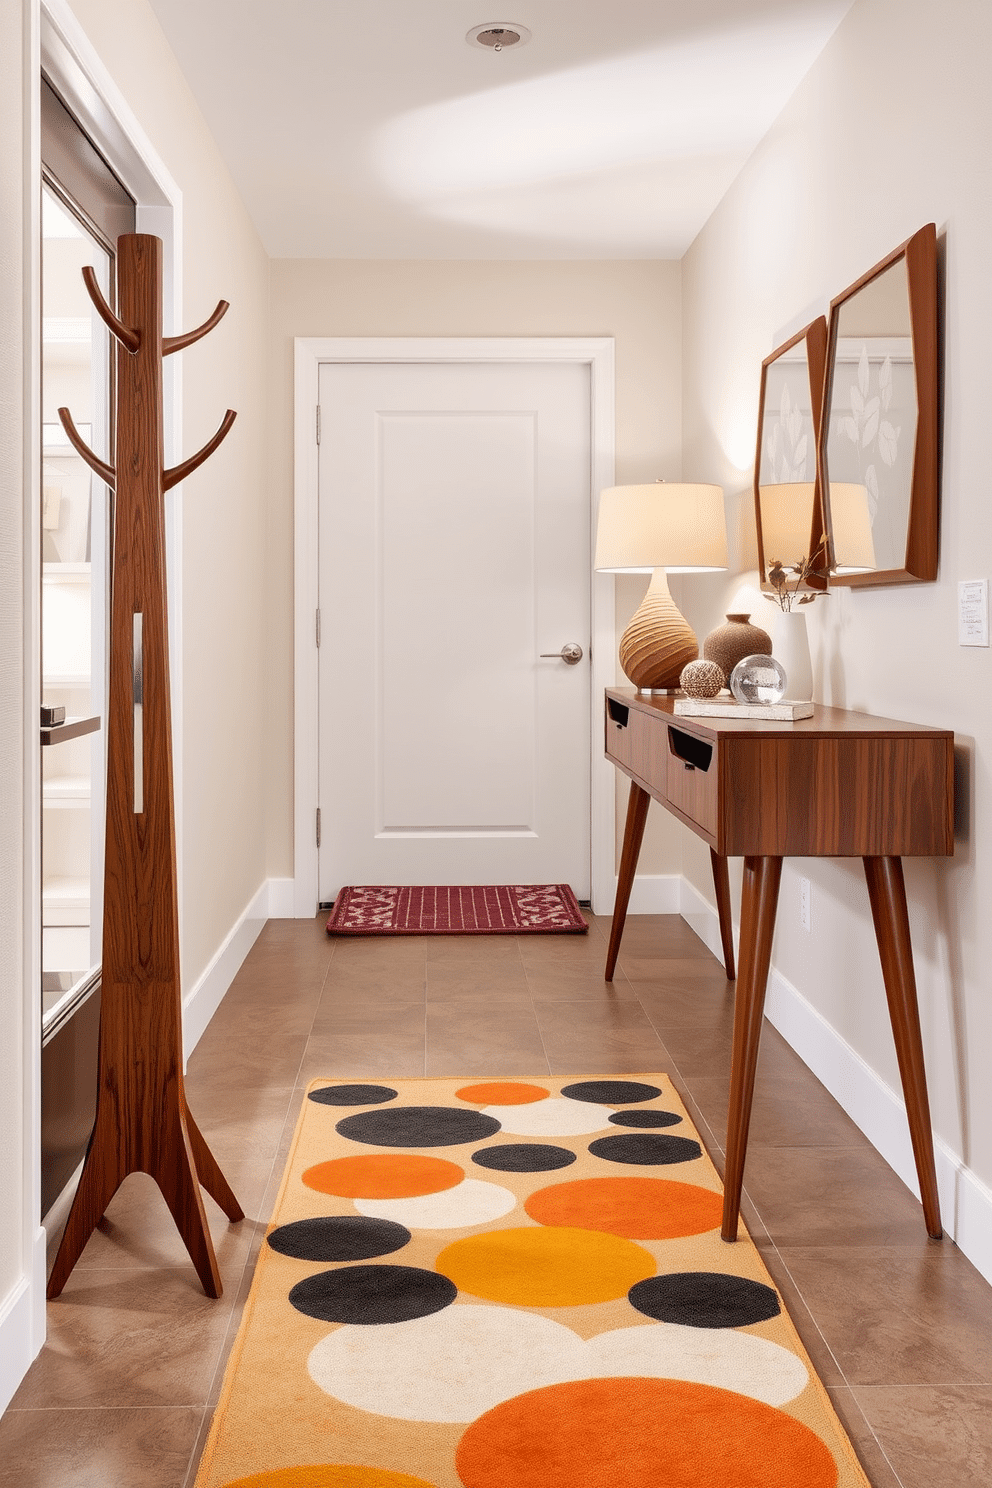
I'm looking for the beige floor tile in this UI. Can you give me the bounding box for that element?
[850,1383,992,1487]
[14,912,990,1487]
[0,1406,205,1488]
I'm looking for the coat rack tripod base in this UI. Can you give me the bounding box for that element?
[46,234,242,1300]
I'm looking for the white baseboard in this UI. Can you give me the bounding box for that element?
[611,873,681,915]
[266,878,296,919]
[0,1228,46,1416]
[679,877,992,1288]
[182,880,269,1053]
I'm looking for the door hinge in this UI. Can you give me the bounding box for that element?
[316,404,321,445]
[316,807,321,848]
[316,607,321,647]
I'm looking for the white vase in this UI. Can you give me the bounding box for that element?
[774,610,813,701]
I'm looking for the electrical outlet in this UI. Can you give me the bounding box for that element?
[799,877,811,933]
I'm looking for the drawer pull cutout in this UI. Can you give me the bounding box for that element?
[668,726,713,773]
[608,699,630,728]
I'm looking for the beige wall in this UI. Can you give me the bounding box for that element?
[681,0,992,1187]
[267,259,685,881]
[65,0,271,988]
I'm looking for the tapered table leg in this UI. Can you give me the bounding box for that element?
[710,848,736,980]
[863,855,942,1238]
[722,855,782,1241]
[605,782,651,980]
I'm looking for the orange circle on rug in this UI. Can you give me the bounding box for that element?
[456,1081,549,1105]
[302,1155,464,1200]
[455,1377,838,1488]
[222,1469,438,1488]
[436,1225,654,1307]
[525,1175,722,1239]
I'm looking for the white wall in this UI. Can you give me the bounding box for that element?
[681,0,992,1241]
[268,258,685,883]
[0,0,38,1414]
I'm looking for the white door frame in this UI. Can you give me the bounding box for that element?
[293,337,616,919]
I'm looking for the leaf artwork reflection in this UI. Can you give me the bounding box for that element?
[837,344,902,526]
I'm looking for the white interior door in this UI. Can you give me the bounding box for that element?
[317,359,591,899]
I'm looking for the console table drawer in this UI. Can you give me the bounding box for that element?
[666,725,718,836]
[605,696,665,790]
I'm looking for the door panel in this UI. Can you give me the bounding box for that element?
[318,360,591,898]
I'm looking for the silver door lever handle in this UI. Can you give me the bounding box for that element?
[540,643,584,665]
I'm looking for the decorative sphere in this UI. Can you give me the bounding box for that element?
[679,659,725,699]
[729,654,788,705]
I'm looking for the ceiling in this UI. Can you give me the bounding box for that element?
[147,0,854,260]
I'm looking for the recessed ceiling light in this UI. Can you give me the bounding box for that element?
[466,23,531,52]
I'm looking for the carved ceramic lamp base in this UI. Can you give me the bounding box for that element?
[619,568,699,690]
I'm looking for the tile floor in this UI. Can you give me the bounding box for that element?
[3,912,992,1485]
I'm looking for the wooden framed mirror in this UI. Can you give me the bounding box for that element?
[753,316,829,595]
[819,222,938,586]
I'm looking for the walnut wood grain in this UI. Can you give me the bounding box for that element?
[602,686,953,1241]
[824,223,938,588]
[605,782,650,981]
[710,848,735,981]
[722,855,781,1240]
[863,855,942,1237]
[47,234,242,1302]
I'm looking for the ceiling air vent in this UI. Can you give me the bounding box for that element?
[467,23,531,51]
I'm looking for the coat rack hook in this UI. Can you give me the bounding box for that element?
[163,409,237,491]
[81,266,140,354]
[57,408,116,488]
[163,300,230,357]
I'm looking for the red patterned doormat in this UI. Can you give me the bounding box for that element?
[326,885,588,936]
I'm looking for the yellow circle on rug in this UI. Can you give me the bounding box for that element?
[455,1377,838,1487]
[456,1081,549,1105]
[525,1175,722,1239]
[436,1225,655,1306]
[302,1155,464,1199]
[221,1469,438,1487]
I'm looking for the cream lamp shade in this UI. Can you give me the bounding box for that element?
[756,482,818,569]
[594,482,729,573]
[594,482,728,691]
[756,481,875,576]
[828,482,876,573]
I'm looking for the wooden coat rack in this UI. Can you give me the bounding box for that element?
[48,234,243,1299]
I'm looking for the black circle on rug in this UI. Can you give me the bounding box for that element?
[288,1264,457,1325]
[266,1216,411,1263]
[561,1080,662,1105]
[336,1106,502,1148]
[588,1132,702,1165]
[608,1109,682,1129]
[471,1143,577,1173]
[629,1271,781,1329]
[308,1083,399,1106]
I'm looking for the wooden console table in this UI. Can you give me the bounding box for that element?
[604,687,954,1242]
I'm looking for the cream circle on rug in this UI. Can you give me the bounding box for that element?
[307,1306,808,1423]
[482,1098,614,1136]
[354,1179,517,1229]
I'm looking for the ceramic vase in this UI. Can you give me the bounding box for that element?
[702,612,772,682]
[774,609,813,701]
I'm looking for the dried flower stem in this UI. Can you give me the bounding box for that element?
[767,537,829,612]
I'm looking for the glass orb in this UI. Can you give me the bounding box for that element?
[729,653,787,705]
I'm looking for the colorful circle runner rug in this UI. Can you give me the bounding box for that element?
[195,1075,870,1488]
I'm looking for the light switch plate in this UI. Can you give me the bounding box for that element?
[958,579,989,646]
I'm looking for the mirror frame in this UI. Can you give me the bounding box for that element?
[753,315,829,595]
[819,222,939,587]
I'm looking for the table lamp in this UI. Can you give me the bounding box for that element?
[757,480,875,577]
[827,482,876,574]
[595,481,728,690]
